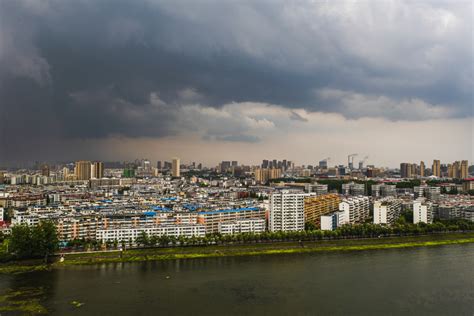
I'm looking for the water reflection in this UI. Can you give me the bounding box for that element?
[0,244,472,315]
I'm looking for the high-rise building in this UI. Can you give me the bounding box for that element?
[0,171,4,184]
[270,191,315,232]
[92,161,104,179]
[62,167,70,180]
[373,197,402,225]
[452,161,460,179]
[156,161,162,170]
[172,157,180,177]
[460,160,468,179]
[75,161,92,180]
[432,160,441,177]
[338,196,370,224]
[254,168,281,183]
[419,161,425,177]
[304,194,340,229]
[400,163,413,178]
[413,199,433,224]
[220,161,231,173]
[319,159,328,169]
[41,164,50,177]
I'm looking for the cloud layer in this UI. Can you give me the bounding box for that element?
[0,0,472,165]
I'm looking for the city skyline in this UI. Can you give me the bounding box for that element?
[0,1,472,166]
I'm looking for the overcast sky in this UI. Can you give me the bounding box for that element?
[0,0,472,167]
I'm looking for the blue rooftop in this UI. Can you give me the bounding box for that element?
[161,197,177,201]
[198,207,260,215]
[150,206,171,212]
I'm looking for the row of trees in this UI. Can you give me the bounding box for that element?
[2,219,473,258]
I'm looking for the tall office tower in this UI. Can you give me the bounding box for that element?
[272,159,277,168]
[304,194,341,229]
[373,197,402,225]
[432,160,441,177]
[92,161,104,179]
[262,160,269,168]
[156,161,162,170]
[231,161,238,167]
[419,161,425,177]
[282,159,287,170]
[172,157,180,177]
[197,163,202,170]
[460,160,468,179]
[269,191,315,232]
[75,161,92,180]
[400,163,413,178]
[41,164,50,177]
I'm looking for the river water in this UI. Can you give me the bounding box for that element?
[1,244,473,315]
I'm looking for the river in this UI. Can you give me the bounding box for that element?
[1,244,473,315]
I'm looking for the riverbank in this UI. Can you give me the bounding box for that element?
[1,232,473,274]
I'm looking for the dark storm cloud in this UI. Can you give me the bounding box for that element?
[0,0,472,162]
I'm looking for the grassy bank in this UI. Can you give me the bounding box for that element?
[1,233,473,274]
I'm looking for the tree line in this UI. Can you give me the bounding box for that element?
[1,219,473,259]
[66,219,474,251]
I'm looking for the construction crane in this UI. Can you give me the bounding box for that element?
[358,156,369,170]
[348,153,358,169]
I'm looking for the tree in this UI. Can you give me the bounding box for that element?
[9,221,58,262]
[305,222,316,231]
[135,232,150,247]
[33,221,59,263]
[9,224,33,259]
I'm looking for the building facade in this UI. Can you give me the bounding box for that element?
[269,191,315,232]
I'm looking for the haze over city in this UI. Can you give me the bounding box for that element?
[0,0,472,167]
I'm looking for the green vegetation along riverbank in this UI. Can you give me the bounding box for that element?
[1,232,473,274]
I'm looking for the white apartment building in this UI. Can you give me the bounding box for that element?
[373,198,402,225]
[413,199,433,224]
[218,218,266,235]
[96,224,206,244]
[320,211,346,231]
[269,191,315,232]
[339,196,370,225]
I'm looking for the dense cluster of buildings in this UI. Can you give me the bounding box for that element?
[400,160,468,179]
[0,156,472,246]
